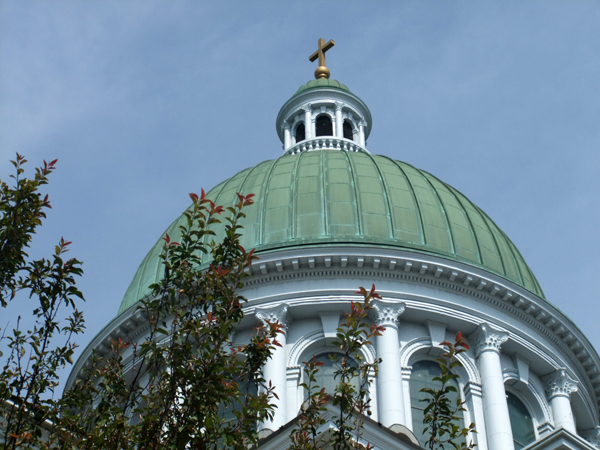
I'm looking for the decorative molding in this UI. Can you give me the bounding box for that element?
[283,136,368,156]
[470,323,509,357]
[543,368,579,400]
[301,103,312,113]
[287,329,324,367]
[255,304,290,332]
[463,381,483,399]
[371,300,405,328]
[528,376,554,425]
[537,422,554,436]
[400,336,481,385]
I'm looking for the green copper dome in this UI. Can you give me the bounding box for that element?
[293,78,350,97]
[118,151,544,315]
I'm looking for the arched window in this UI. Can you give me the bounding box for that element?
[315,115,333,137]
[410,360,463,446]
[343,120,353,140]
[295,122,305,143]
[310,352,359,397]
[507,392,535,449]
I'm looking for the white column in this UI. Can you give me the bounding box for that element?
[283,123,291,150]
[358,121,365,146]
[256,304,289,432]
[543,368,578,434]
[471,323,513,450]
[302,104,312,139]
[372,300,406,428]
[335,102,343,138]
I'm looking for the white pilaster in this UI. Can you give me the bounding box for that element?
[335,102,343,138]
[464,382,488,450]
[372,300,406,428]
[471,323,513,450]
[256,304,289,432]
[302,104,312,139]
[543,368,579,434]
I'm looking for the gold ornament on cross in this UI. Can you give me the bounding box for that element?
[309,38,335,79]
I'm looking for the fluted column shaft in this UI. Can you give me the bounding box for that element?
[373,300,406,428]
[256,305,289,432]
[471,323,513,450]
[544,369,578,434]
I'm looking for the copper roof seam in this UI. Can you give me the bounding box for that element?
[321,150,329,236]
[380,156,427,246]
[257,158,280,248]
[365,154,395,240]
[342,150,362,236]
[423,172,484,266]
[289,152,303,240]
[417,165,457,256]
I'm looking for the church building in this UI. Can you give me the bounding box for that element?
[67,39,600,450]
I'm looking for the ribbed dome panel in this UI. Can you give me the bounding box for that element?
[118,152,544,314]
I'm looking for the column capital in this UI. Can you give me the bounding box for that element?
[283,122,290,131]
[471,323,508,357]
[543,368,579,399]
[302,103,312,113]
[334,101,343,111]
[371,300,405,328]
[256,304,290,333]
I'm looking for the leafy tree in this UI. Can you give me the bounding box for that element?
[290,285,384,450]
[55,190,282,450]
[420,332,476,450]
[0,154,85,449]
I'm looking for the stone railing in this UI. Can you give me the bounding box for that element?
[283,137,368,156]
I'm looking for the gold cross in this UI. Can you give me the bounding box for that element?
[309,38,335,79]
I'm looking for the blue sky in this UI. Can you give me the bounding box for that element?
[1,1,598,390]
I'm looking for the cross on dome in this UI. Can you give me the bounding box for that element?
[309,37,335,79]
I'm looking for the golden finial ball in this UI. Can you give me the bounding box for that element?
[314,66,330,79]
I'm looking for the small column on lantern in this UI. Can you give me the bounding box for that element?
[283,123,291,150]
[303,104,312,140]
[335,102,343,138]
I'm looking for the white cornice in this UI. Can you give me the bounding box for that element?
[239,246,600,417]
